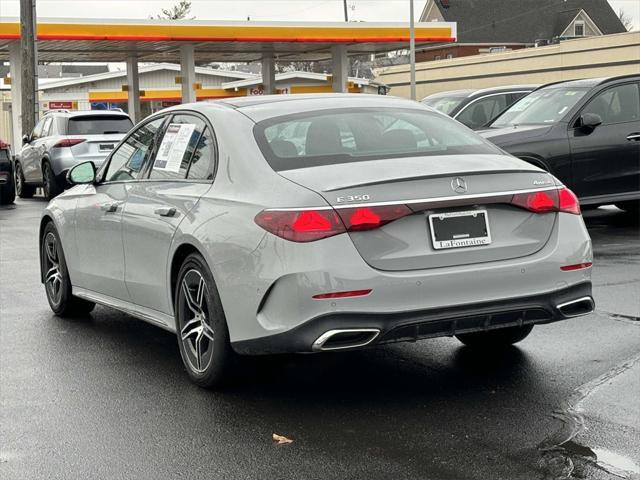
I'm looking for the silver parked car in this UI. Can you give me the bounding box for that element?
[15,110,133,200]
[422,85,537,130]
[40,94,594,388]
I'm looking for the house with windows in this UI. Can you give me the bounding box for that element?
[417,0,627,62]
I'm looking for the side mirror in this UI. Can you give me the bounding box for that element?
[578,113,602,131]
[67,161,96,185]
[22,134,30,145]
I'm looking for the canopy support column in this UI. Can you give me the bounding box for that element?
[180,44,196,104]
[8,41,23,149]
[261,55,276,95]
[331,45,349,93]
[126,56,141,124]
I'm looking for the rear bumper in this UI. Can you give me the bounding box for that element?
[0,156,13,186]
[232,281,593,354]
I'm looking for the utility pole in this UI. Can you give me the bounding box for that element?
[343,0,349,22]
[20,0,38,136]
[409,0,417,100]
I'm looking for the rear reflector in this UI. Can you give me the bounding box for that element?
[560,262,593,271]
[53,138,86,148]
[312,289,372,300]
[511,187,580,215]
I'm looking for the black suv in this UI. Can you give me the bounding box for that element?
[422,85,537,129]
[0,139,16,205]
[480,75,640,215]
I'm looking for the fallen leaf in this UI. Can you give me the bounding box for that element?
[272,433,293,445]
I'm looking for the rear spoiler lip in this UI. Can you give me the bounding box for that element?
[322,168,547,192]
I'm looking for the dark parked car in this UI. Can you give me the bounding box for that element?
[0,139,16,205]
[480,75,640,215]
[422,85,537,130]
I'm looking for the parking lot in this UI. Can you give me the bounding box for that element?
[1,196,638,479]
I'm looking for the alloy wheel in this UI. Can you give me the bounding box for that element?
[43,164,50,198]
[178,269,215,373]
[43,232,63,306]
[15,165,23,196]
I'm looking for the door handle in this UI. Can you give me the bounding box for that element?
[154,207,177,217]
[100,202,119,213]
[626,133,640,142]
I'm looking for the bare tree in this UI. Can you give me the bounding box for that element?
[155,1,194,20]
[618,8,633,31]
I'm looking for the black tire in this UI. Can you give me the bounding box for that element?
[15,162,36,199]
[42,161,62,200]
[0,168,15,205]
[456,324,534,348]
[616,201,639,219]
[175,252,234,388]
[41,222,95,317]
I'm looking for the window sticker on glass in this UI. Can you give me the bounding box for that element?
[154,123,196,172]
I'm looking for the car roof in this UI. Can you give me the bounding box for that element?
[422,85,538,102]
[195,93,425,122]
[45,109,131,118]
[215,93,404,109]
[537,74,640,90]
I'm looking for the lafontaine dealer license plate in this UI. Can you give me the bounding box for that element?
[428,210,492,250]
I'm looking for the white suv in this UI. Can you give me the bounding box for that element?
[15,110,133,199]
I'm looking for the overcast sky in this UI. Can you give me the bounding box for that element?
[1,0,638,30]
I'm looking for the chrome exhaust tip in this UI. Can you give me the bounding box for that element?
[312,328,380,351]
[556,296,595,318]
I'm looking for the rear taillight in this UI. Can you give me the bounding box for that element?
[255,205,412,242]
[336,205,413,232]
[511,187,580,215]
[558,188,581,215]
[254,209,345,242]
[52,138,86,148]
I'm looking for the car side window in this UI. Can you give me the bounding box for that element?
[30,118,47,140]
[41,117,53,138]
[581,83,640,125]
[187,127,215,180]
[104,117,165,182]
[456,95,508,129]
[509,92,529,104]
[149,114,206,180]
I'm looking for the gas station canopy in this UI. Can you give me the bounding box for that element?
[0,18,456,62]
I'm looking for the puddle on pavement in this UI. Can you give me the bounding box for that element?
[592,448,640,476]
[554,441,640,479]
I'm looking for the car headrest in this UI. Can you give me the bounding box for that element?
[305,119,343,155]
[270,139,298,157]
[381,129,417,151]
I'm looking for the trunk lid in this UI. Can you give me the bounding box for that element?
[279,154,558,271]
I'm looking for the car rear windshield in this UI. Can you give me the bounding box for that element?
[422,95,466,115]
[67,115,133,135]
[490,87,589,127]
[254,107,500,171]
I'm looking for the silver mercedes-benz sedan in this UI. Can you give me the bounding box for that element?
[39,94,594,388]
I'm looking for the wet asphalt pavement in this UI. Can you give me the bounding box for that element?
[1,198,639,480]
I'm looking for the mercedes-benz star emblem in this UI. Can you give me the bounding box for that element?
[451,177,467,194]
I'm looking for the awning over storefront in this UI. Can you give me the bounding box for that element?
[0,18,456,62]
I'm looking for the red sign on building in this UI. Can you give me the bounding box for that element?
[49,101,74,109]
